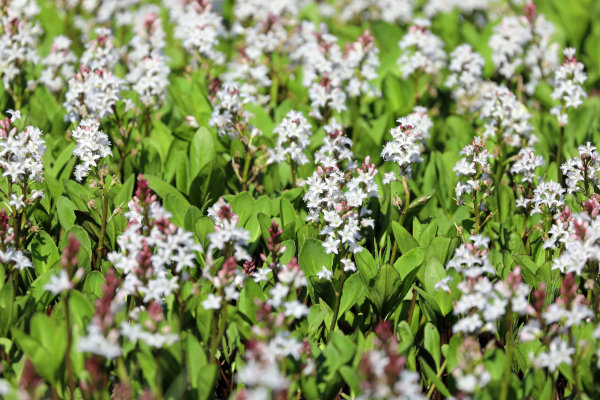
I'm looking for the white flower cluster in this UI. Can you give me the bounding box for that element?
[63,28,127,123]
[479,85,535,147]
[561,142,600,194]
[338,0,414,24]
[108,183,202,304]
[126,6,170,109]
[209,83,261,139]
[397,19,446,79]
[406,106,433,140]
[551,48,588,126]
[236,333,304,399]
[0,119,45,185]
[290,25,380,119]
[0,8,41,87]
[234,0,305,22]
[127,5,166,64]
[510,147,545,184]
[200,199,254,310]
[207,197,251,263]
[265,263,309,319]
[523,12,560,95]
[453,137,494,205]
[223,12,285,104]
[450,337,491,395]
[71,119,112,182]
[452,271,530,334]
[314,119,356,170]
[357,354,425,400]
[80,27,119,71]
[446,235,495,278]
[127,56,170,109]
[489,11,559,94]
[39,35,77,93]
[304,149,378,255]
[120,319,178,348]
[446,44,484,107]
[551,213,600,275]
[521,180,565,216]
[268,110,312,166]
[488,16,532,79]
[423,0,489,18]
[168,0,225,67]
[381,115,425,180]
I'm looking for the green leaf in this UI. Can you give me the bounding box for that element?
[114,174,135,208]
[422,258,452,316]
[56,196,76,229]
[190,127,216,178]
[393,247,425,279]
[194,216,215,249]
[391,221,419,254]
[298,238,332,277]
[29,231,60,275]
[339,365,361,395]
[230,191,256,226]
[424,323,441,370]
[83,271,105,297]
[420,359,451,398]
[0,280,13,336]
[338,272,364,320]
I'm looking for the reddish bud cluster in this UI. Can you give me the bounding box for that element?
[94,269,119,330]
[135,174,152,205]
[62,233,80,269]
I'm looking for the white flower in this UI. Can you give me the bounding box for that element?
[434,276,452,292]
[71,119,112,181]
[534,338,575,372]
[551,48,587,126]
[78,321,122,359]
[202,293,222,310]
[0,378,10,396]
[44,270,71,295]
[323,236,340,255]
[284,300,309,319]
[268,283,289,308]
[316,265,333,281]
[341,258,356,272]
[397,19,446,79]
[381,116,424,178]
[268,110,312,166]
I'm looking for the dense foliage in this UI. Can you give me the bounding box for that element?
[0,0,600,399]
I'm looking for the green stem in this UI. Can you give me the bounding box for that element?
[209,302,227,363]
[95,183,110,270]
[557,125,564,180]
[154,349,163,400]
[398,175,411,227]
[390,241,397,265]
[64,291,76,399]
[473,191,481,233]
[407,288,418,326]
[327,266,346,342]
[426,359,447,399]
[241,139,253,192]
[499,308,514,400]
[290,160,297,188]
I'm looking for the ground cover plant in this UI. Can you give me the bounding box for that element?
[0,0,599,399]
